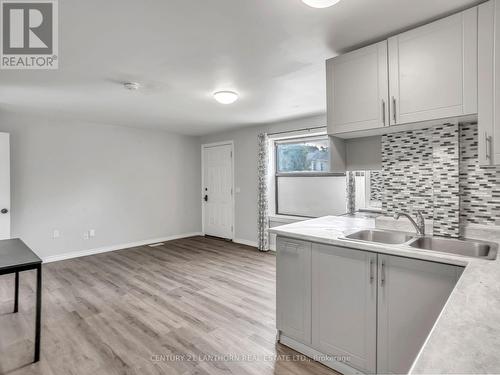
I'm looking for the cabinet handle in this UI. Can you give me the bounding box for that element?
[392,96,397,124]
[485,132,492,160]
[369,258,375,284]
[381,260,386,286]
[382,100,386,126]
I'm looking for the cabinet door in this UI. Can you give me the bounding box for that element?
[478,0,500,165]
[388,8,477,126]
[312,244,377,373]
[276,237,311,344]
[377,255,461,374]
[327,41,389,134]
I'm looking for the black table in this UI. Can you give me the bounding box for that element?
[0,239,42,362]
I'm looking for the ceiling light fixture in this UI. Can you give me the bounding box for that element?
[213,91,239,104]
[301,0,341,8]
[123,82,141,90]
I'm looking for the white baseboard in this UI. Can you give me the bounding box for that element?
[233,238,258,248]
[280,335,363,375]
[233,238,275,251]
[43,232,203,263]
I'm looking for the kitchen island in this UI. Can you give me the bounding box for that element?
[269,215,500,374]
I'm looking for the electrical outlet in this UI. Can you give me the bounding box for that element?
[53,230,60,239]
[83,231,90,240]
[89,229,96,238]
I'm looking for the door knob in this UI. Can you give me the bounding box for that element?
[1,208,8,214]
[204,195,208,202]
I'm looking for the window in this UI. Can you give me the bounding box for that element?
[353,170,383,210]
[274,135,346,218]
[276,137,330,173]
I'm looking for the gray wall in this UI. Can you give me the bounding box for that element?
[0,111,201,259]
[346,136,382,171]
[201,114,382,245]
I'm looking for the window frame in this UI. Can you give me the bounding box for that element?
[273,134,345,218]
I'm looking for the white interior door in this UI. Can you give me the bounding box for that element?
[203,143,233,239]
[0,133,10,240]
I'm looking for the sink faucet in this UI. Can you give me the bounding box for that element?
[394,211,425,236]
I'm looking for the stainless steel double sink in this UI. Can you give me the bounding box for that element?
[344,229,498,260]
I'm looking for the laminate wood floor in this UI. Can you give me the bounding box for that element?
[0,236,339,375]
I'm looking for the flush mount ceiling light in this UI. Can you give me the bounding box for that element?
[123,82,141,90]
[213,91,239,104]
[302,0,341,8]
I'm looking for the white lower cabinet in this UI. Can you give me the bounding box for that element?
[276,237,311,344]
[276,237,462,374]
[311,244,377,373]
[377,254,460,374]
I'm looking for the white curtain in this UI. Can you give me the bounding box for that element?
[346,171,356,215]
[257,133,270,251]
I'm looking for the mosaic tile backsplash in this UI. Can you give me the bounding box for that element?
[382,127,435,222]
[369,171,383,202]
[381,122,500,237]
[431,125,460,237]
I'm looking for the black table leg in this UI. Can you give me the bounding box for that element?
[14,271,19,313]
[34,264,42,363]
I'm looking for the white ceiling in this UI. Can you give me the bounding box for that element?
[0,0,481,135]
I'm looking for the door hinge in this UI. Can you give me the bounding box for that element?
[230,150,233,158]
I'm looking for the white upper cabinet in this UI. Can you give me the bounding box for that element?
[327,41,389,134]
[388,8,478,126]
[327,7,479,136]
[478,0,500,166]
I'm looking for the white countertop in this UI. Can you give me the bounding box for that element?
[269,215,500,374]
